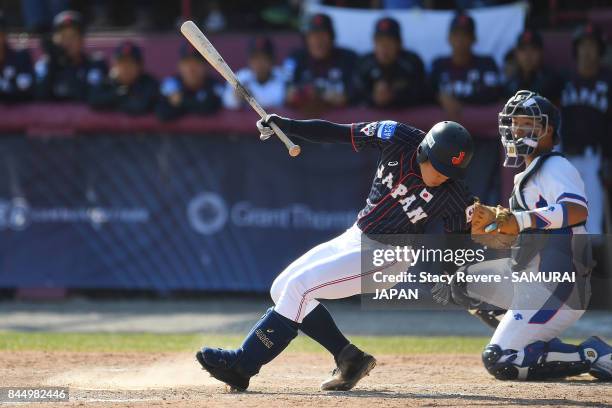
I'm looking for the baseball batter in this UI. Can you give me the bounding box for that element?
[196,117,476,391]
[447,90,612,381]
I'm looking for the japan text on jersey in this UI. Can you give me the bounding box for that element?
[350,121,475,235]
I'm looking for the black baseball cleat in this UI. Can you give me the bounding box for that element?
[196,347,251,391]
[320,344,377,391]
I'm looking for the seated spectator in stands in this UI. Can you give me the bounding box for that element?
[430,11,500,120]
[88,41,158,115]
[501,48,517,84]
[0,11,34,102]
[35,10,107,101]
[560,24,611,234]
[357,16,428,108]
[284,13,357,112]
[223,36,284,110]
[156,43,222,121]
[503,29,562,103]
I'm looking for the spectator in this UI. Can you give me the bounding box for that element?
[35,10,107,101]
[430,11,500,120]
[503,29,562,103]
[0,11,34,102]
[560,24,611,234]
[88,41,158,115]
[157,43,222,121]
[223,36,285,110]
[357,16,428,108]
[501,48,517,85]
[284,13,358,112]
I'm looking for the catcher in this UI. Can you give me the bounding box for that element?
[447,90,611,381]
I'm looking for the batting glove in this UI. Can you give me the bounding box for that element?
[257,114,281,141]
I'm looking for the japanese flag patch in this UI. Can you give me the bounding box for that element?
[419,188,433,203]
[360,122,378,137]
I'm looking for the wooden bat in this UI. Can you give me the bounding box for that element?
[180,20,301,157]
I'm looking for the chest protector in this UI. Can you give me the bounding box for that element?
[509,152,564,211]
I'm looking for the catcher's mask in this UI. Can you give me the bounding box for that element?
[498,90,560,168]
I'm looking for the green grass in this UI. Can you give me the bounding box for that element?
[0,331,493,354]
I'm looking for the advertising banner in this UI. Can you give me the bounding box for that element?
[0,134,375,292]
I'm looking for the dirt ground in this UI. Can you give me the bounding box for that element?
[0,351,610,407]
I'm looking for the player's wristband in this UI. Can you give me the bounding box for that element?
[515,203,568,231]
[512,211,532,231]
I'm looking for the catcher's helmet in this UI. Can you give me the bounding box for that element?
[498,90,560,168]
[417,121,473,180]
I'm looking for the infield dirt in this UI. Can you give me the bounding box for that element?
[1,350,610,407]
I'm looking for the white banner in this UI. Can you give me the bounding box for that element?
[305,2,527,70]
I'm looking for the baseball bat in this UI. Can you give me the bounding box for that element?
[180,20,301,157]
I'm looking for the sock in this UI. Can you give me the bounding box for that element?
[300,304,350,360]
[237,308,298,376]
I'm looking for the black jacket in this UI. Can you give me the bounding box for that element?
[88,72,159,115]
[156,75,222,121]
[35,41,107,101]
[430,54,501,104]
[283,47,358,104]
[0,44,34,102]
[357,49,430,107]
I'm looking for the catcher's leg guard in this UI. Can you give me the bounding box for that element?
[580,336,612,381]
[320,344,376,391]
[197,308,298,391]
[482,338,592,381]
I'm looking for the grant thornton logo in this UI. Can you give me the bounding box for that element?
[0,198,30,230]
[0,197,149,230]
[187,192,228,235]
[187,192,356,235]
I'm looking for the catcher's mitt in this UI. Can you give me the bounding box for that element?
[471,200,517,249]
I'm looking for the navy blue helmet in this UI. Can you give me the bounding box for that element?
[417,121,474,179]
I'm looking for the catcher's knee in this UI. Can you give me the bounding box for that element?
[482,344,519,380]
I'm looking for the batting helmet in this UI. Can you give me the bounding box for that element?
[416,121,474,180]
[498,90,561,168]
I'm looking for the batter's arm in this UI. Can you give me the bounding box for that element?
[258,115,352,144]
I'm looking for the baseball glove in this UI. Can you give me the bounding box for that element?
[471,200,517,249]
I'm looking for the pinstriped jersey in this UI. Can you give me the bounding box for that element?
[351,121,475,235]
